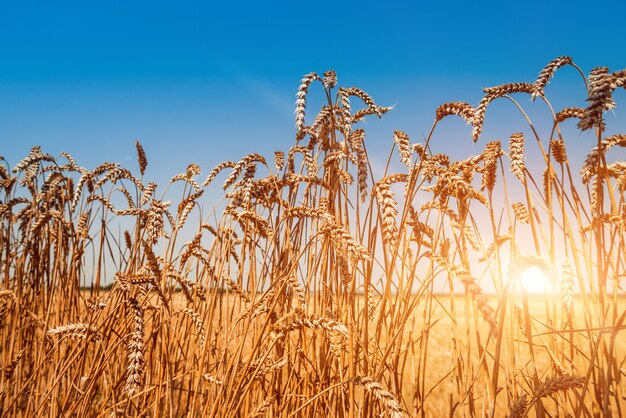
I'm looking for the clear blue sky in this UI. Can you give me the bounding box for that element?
[2,1,626,182]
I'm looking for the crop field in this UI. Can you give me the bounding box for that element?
[1,57,625,417]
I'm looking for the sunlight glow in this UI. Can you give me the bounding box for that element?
[518,266,553,294]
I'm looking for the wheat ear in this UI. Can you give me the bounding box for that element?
[125,297,144,396]
[532,56,573,100]
[353,376,404,418]
[295,72,320,139]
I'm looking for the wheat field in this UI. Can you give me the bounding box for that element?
[1,58,625,417]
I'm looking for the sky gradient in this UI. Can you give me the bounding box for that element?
[2,1,626,182]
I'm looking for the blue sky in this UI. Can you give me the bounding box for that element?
[1,1,626,182]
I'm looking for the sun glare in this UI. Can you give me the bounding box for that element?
[518,266,553,294]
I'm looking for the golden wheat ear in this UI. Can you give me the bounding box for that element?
[393,130,413,168]
[508,132,526,181]
[507,394,528,418]
[322,69,337,90]
[125,297,144,396]
[47,323,102,342]
[434,101,474,124]
[134,139,148,176]
[580,134,626,184]
[549,139,567,165]
[473,83,534,141]
[352,376,405,418]
[295,72,320,139]
[530,374,585,405]
[532,56,573,100]
[554,106,585,123]
[578,68,626,130]
[481,140,502,193]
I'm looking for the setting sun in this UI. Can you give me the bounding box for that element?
[518,266,554,294]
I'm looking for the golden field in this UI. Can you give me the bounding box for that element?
[1,58,625,417]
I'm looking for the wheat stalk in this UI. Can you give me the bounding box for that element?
[561,261,574,327]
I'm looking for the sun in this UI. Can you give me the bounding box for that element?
[518,266,554,294]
